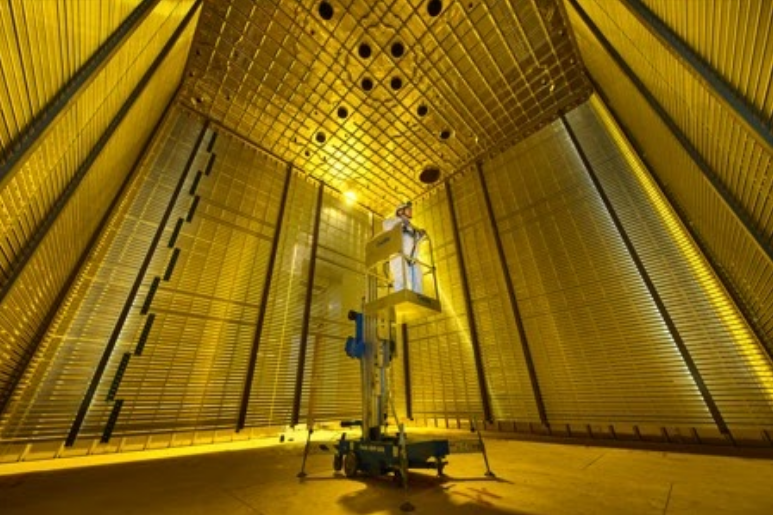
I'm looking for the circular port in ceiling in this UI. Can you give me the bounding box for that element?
[318,1,334,20]
[419,167,441,184]
[361,77,374,91]
[439,129,452,140]
[417,104,428,117]
[358,42,372,59]
[304,150,311,157]
[391,41,405,58]
[316,132,327,143]
[390,77,403,90]
[427,0,443,17]
[337,106,348,119]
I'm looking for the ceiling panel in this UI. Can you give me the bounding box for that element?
[182,0,590,213]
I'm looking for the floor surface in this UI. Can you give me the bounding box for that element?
[1,431,772,514]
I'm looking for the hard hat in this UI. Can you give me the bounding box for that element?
[396,201,412,216]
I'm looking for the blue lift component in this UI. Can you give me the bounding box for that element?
[335,310,451,485]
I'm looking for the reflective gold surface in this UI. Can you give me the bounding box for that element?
[183,0,590,214]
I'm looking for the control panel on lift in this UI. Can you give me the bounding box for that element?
[363,224,441,322]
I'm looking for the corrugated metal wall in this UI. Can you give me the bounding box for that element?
[0,0,201,432]
[1,0,772,461]
[564,0,773,356]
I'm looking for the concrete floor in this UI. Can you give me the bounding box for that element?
[1,431,773,514]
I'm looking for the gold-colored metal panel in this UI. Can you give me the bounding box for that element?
[567,0,773,355]
[245,173,317,428]
[451,167,542,422]
[0,1,196,282]
[0,13,200,440]
[484,118,712,427]
[0,0,141,163]
[182,0,590,215]
[296,191,371,424]
[105,129,287,436]
[639,0,773,124]
[406,186,484,421]
[567,98,773,430]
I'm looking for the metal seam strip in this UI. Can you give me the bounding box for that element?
[476,161,549,429]
[401,323,412,420]
[0,84,181,416]
[445,184,493,423]
[64,115,210,447]
[567,0,773,269]
[0,0,160,185]
[0,0,204,310]
[561,115,731,437]
[588,76,772,360]
[237,163,293,431]
[292,183,325,427]
[621,0,773,149]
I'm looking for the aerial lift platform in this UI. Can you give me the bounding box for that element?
[296,223,494,510]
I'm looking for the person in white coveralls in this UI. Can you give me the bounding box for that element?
[382,201,427,294]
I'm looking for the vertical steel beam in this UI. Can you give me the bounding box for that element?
[476,162,550,429]
[401,323,413,420]
[291,184,325,427]
[445,184,493,422]
[562,115,730,438]
[237,164,293,431]
[66,119,210,447]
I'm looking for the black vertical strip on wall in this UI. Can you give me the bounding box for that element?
[567,0,773,275]
[0,85,180,417]
[186,195,200,222]
[0,0,159,181]
[163,248,181,281]
[168,218,184,247]
[106,353,132,401]
[204,153,216,176]
[476,162,550,429]
[101,399,124,443]
[291,184,325,427]
[206,131,218,153]
[141,277,161,314]
[562,116,731,437]
[0,0,202,311]
[188,171,203,195]
[401,324,413,420]
[135,313,156,356]
[622,0,773,149]
[65,120,210,447]
[445,185,493,423]
[237,164,293,431]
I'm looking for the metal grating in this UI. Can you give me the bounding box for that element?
[0,0,142,164]
[182,0,590,214]
[406,187,484,423]
[0,105,202,441]
[566,0,773,355]
[450,167,541,422]
[567,98,773,431]
[638,0,773,127]
[105,127,288,436]
[244,173,317,428]
[296,191,371,425]
[483,119,712,428]
[0,0,199,405]
[566,0,773,350]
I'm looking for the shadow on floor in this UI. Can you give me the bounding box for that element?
[302,470,530,515]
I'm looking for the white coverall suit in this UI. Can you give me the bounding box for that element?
[382,215,425,294]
